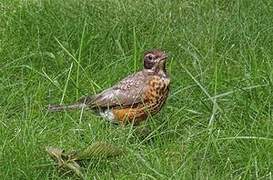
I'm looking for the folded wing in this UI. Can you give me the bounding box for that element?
[79,71,148,109]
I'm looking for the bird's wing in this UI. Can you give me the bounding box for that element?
[79,71,148,109]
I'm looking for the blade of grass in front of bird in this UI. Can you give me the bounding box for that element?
[133,26,137,72]
[76,19,87,99]
[60,63,73,104]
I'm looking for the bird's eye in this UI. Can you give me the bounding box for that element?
[147,55,153,60]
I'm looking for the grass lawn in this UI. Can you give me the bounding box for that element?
[1,0,273,179]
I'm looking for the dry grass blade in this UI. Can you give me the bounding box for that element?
[45,142,124,178]
[46,146,83,178]
[77,142,124,160]
[45,146,65,166]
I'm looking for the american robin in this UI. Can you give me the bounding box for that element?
[48,49,170,125]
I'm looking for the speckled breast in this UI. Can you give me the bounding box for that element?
[143,76,170,114]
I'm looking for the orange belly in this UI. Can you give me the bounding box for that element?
[112,108,148,125]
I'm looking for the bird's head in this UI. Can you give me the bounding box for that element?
[143,50,168,73]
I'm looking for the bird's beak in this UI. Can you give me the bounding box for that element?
[159,54,168,61]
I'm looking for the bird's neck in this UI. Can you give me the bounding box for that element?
[144,66,168,78]
[156,68,168,78]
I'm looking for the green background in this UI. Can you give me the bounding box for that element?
[1,0,273,179]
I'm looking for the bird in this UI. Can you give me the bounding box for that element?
[48,49,170,125]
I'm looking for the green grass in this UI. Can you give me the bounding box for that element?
[1,0,273,179]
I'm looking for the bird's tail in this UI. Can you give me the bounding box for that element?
[47,103,87,112]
